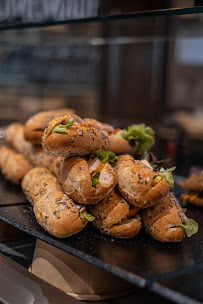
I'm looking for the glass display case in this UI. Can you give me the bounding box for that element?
[0,1,202,174]
[0,1,202,303]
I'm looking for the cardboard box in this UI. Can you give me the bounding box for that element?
[29,239,134,300]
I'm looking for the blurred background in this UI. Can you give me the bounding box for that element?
[0,0,202,176]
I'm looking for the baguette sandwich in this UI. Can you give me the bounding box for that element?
[0,145,33,184]
[22,167,88,238]
[42,114,109,157]
[115,155,169,208]
[89,190,142,239]
[60,156,117,205]
[141,192,188,242]
[24,108,75,144]
[5,122,55,169]
[42,115,155,157]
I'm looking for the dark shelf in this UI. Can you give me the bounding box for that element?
[0,176,202,293]
[151,267,203,304]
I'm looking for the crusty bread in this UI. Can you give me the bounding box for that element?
[22,167,87,238]
[141,192,187,242]
[106,137,138,155]
[89,190,142,239]
[178,171,203,192]
[42,114,109,157]
[24,108,75,145]
[115,155,169,208]
[5,122,56,169]
[181,192,203,207]
[61,157,117,205]
[49,156,66,183]
[109,215,142,239]
[0,145,33,184]
[42,114,140,157]
[25,144,54,169]
[83,118,114,135]
[5,123,30,154]
[5,122,67,183]
[90,190,130,229]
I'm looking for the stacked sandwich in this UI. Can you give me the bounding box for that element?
[0,111,198,242]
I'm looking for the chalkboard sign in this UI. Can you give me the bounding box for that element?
[0,0,100,28]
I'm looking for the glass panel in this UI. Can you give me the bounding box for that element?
[0,12,202,175]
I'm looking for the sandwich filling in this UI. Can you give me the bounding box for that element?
[87,158,104,188]
[111,123,155,157]
[150,167,176,188]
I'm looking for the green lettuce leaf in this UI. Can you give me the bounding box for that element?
[112,124,155,157]
[90,149,119,166]
[82,212,95,221]
[51,118,75,134]
[92,170,101,187]
[158,166,176,187]
[177,219,198,237]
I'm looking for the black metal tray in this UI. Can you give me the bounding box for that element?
[0,174,202,290]
[150,267,203,304]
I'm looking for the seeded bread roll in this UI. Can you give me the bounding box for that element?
[61,157,117,205]
[22,167,87,238]
[42,114,110,157]
[115,155,169,208]
[141,192,187,242]
[0,145,33,184]
[25,144,55,169]
[5,123,30,154]
[109,215,142,239]
[49,156,66,184]
[89,190,142,239]
[24,108,75,145]
[5,122,56,169]
[83,118,115,135]
[106,136,138,155]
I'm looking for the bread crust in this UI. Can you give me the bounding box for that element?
[5,123,59,170]
[49,156,65,183]
[42,114,140,157]
[5,123,67,184]
[141,192,187,242]
[24,108,75,145]
[83,118,114,134]
[89,190,142,238]
[42,114,109,157]
[0,145,33,184]
[109,215,142,239]
[22,167,87,238]
[90,190,130,229]
[106,137,138,155]
[115,155,169,208]
[25,144,55,168]
[61,157,117,205]
[5,123,30,154]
